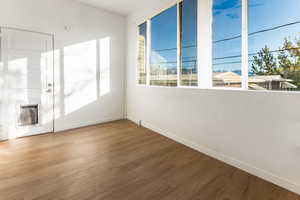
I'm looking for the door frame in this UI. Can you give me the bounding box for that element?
[0,26,55,140]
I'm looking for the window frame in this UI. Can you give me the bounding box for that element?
[149,4,179,87]
[136,0,300,93]
[137,22,148,85]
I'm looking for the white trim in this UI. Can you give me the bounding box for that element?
[136,25,140,85]
[0,25,53,36]
[0,117,124,141]
[211,86,243,91]
[55,117,124,132]
[197,0,201,88]
[127,116,300,195]
[136,0,183,25]
[177,2,181,87]
[198,0,213,89]
[135,0,300,94]
[136,22,148,86]
[146,20,151,86]
[0,30,8,141]
[135,83,300,95]
[242,0,249,89]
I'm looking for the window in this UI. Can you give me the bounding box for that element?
[248,0,300,91]
[138,22,147,84]
[150,5,178,87]
[212,0,242,88]
[137,0,300,93]
[180,0,198,86]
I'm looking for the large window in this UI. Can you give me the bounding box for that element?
[248,0,300,91]
[150,5,178,87]
[180,0,198,86]
[212,0,242,88]
[138,22,147,85]
[137,0,300,93]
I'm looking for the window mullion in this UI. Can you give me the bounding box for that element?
[198,0,212,89]
[146,19,151,86]
[242,0,249,89]
[177,2,181,87]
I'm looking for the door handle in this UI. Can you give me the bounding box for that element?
[45,88,52,93]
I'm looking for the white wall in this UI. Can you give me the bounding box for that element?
[126,0,300,195]
[0,0,126,132]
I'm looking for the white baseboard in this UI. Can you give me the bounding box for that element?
[127,116,300,195]
[0,117,124,141]
[55,116,124,132]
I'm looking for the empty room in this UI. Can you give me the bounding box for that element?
[0,0,300,199]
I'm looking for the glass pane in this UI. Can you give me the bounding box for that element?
[180,0,198,86]
[138,22,147,85]
[150,5,178,87]
[248,0,300,91]
[212,0,242,88]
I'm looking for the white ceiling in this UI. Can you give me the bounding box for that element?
[77,0,163,16]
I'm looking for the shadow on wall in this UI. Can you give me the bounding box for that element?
[0,36,111,139]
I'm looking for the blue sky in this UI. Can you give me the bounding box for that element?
[182,0,198,72]
[212,0,242,73]
[147,0,300,74]
[213,0,300,73]
[150,0,197,72]
[150,4,178,71]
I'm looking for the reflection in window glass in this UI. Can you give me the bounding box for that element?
[150,5,178,87]
[212,0,242,88]
[138,22,147,84]
[248,0,300,91]
[180,0,198,86]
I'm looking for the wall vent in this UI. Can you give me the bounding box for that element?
[18,104,39,126]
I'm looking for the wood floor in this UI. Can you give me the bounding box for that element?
[0,120,299,200]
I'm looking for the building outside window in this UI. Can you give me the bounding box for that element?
[180,0,198,86]
[248,0,300,91]
[212,0,242,88]
[138,22,147,84]
[150,5,178,87]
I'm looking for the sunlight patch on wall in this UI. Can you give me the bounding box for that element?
[99,37,111,96]
[64,40,97,115]
[6,58,29,139]
[8,58,28,89]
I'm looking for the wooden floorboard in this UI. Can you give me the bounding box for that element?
[0,120,299,200]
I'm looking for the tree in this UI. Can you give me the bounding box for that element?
[251,46,279,75]
[251,37,300,90]
[277,38,300,88]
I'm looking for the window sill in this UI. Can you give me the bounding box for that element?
[136,83,300,94]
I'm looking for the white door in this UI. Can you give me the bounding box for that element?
[0,28,54,140]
